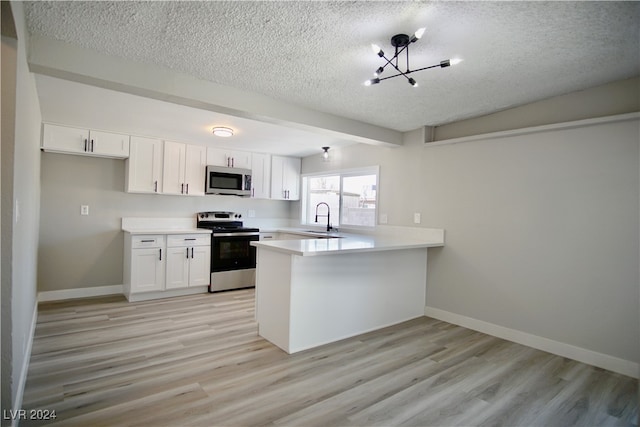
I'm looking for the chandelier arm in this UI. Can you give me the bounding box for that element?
[406,44,410,72]
[379,53,409,78]
[379,72,413,82]
[408,63,443,73]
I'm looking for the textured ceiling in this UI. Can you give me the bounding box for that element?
[23,1,640,132]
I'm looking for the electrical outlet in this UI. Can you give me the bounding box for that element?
[81,205,89,216]
[248,210,256,218]
[413,212,421,224]
[379,213,388,224]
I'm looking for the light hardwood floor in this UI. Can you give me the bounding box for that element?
[22,289,638,426]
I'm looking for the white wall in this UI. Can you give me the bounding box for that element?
[302,88,639,371]
[38,152,291,292]
[1,0,42,417]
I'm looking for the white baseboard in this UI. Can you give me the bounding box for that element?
[424,306,639,379]
[12,301,38,427]
[38,284,123,302]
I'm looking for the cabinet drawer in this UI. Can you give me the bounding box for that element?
[167,234,210,247]
[131,235,165,248]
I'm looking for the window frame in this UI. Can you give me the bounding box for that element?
[299,166,380,231]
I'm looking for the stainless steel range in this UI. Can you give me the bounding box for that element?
[196,211,259,292]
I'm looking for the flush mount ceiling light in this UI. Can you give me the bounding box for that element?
[322,146,330,161]
[364,27,462,88]
[212,127,234,137]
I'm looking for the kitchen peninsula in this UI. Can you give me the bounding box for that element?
[251,228,445,353]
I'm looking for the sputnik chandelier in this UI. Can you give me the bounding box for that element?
[365,27,461,88]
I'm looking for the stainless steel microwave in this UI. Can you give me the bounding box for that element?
[205,165,252,196]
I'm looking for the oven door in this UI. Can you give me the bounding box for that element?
[211,232,258,272]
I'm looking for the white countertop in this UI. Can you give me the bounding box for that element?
[251,227,444,256]
[121,217,211,235]
[122,228,212,235]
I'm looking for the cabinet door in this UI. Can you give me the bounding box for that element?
[251,153,271,199]
[271,155,300,200]
[131,248,165,292]
[283,157,301,200]
[206,147,230,167]
[165,247,190,289]
[189,245,211,287]
[184,144,206,196]
[42,124,89,154]
[270,155,286,200]
[230,150,252,169]
[162,141,187,195]
[206,148,251,169]
[126,136,163,193]
[89,130,130,158]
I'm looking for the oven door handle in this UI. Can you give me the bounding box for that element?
[212,232,259,237]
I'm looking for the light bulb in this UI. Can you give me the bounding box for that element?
[371,44,384,57]
[414,27,426,40]
[450,58,463,65]
[408,78,418,87]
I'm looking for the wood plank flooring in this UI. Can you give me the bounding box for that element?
[22,289,638,427]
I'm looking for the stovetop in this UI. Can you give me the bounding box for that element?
[196,211,259,233]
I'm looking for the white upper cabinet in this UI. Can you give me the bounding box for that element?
[184,144,207,196]
[271,155,301,200]
[126,136,163,194]
[89,130,130,157]
[162,141,187,195]
[207,147,252,169]
[163,141,206,196]
[42,123,129,158]
[251,152,271,199]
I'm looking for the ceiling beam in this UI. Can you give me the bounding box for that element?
[27,36,403,147]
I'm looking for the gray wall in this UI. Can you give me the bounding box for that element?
[302,82,639,365]
[1,1,42,418]
[38,153,291,292]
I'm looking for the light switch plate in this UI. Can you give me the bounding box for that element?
[81,205,89,216]
[413,212,421,224]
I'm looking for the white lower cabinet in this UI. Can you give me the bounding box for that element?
[166,235,211,289]
[127,235,165,294]
[124,233,211,301]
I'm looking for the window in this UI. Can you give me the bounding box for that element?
[301,167,378,228]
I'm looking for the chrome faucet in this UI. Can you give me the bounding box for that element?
[314,202,332,232]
